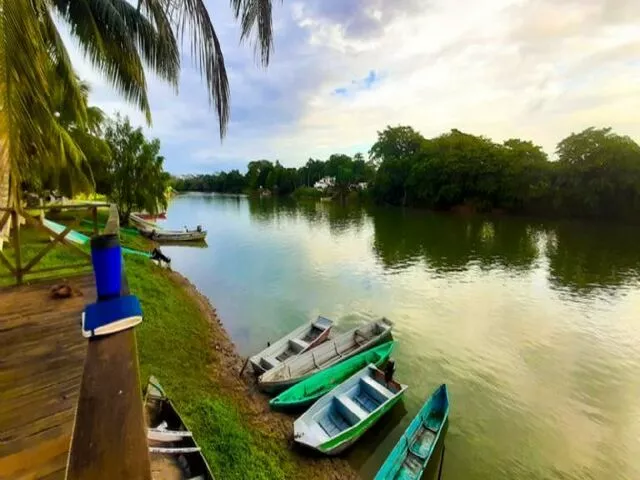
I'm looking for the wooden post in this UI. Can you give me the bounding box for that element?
[11,209,22,284]
[66,205,151,480]
[92,206,98,236]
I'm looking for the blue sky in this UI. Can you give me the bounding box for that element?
[65,0,640,174]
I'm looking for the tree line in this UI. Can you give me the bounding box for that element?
[172,154,376,199]
[175,125,640,222]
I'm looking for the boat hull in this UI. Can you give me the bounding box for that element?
[259,318,393,394]
[270,341,395,412]
[374,384,450,480]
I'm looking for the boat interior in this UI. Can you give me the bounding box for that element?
[316,371,401,438]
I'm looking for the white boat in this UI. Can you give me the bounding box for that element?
[131,213,207,242]
[258,318,393,393]
[249,316,334,375]
[293,364,407,455]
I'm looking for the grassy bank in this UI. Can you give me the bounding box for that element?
[128,256,297,479]
[1,220,356,479]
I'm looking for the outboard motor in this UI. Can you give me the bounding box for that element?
[384,359,396,383]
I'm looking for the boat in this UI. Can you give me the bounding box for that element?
[131,213,207,242]
[258,318,393,393]
[374,384,450,480]
[249,316,334,375]
[144,376,215,479]
[270,341,395,412]
[141,227,207,242]
[293,364,407,455]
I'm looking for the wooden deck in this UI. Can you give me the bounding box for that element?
[0,274,95,480]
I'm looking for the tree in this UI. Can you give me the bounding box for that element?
[104,115,169,223]
[1,0,277,206]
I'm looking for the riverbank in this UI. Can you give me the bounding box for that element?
[0,217,358,479]
[129,255,359,479]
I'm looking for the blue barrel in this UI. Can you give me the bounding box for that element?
[90,234,122,300]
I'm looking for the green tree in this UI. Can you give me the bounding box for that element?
[104,115,169,223]
[1,0,276,205]
[370,126,426,205]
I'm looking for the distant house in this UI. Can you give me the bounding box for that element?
[313,177,335,190]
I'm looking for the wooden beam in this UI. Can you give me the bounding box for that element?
[91,207,98,236]
[0,249,16,276]
[66,205,151,480]
[11,210,22,284]
[0,203,109,212]
[21,225,72,274]
[0,210,10,232]
[20,212,90,260]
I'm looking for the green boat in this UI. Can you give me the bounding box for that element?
[293,364,407,455]
[270,341,395,412]
[374,384,449,480]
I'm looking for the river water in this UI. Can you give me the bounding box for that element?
[160,193,640,480]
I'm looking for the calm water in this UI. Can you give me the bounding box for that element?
[160,193,640,480]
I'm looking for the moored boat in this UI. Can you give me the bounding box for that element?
[145,376,215,479]
[249,316,334,375]
[293,364,407,455]
[270,341,395,411]
[258,318,393,394]
[141,228,207,242]
[374,384,449,480]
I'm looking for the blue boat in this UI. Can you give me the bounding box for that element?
[375,384,449,480]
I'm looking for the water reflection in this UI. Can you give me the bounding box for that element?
[371,208,541,273]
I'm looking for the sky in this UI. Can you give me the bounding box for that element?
[65,0,640,174]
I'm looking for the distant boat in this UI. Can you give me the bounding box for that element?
[249,316,334,375]
[258,318,393,393]
[293,364,407,455]
[131,213,207,242]
[140,227,207,242]
[270,341,395,412]
[137,211,167,220]
[144,376,215,479]
[374,384,450,480]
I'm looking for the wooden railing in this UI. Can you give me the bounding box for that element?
[66,204,151,479]
[0,203,108,285]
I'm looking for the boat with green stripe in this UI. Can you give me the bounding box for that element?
[270,341,395,412]
[375,384,449,479]
[293,364,407,455]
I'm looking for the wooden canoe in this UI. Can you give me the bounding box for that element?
[142,228,207,242]
[293,364,407,455]
[249,316,334,375]
[374,384,449,480]
[258,318,393,394]
[145,376,215,479]
[269,341,395,412]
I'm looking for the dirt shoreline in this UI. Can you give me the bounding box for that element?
[167,270,360,480]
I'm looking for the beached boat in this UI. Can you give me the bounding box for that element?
[141,227,207,242]
[258,318,393,393]
[270,341,395,412]
[374,384,450,480]
[145,376,215,479]
[249,316,334,375]
[293,364,407,455]
[130,212,159,230]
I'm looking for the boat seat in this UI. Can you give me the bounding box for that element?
[289,338,309,353]
[335,395,368,426]
[261,356,281,370]
[360,375,393,403]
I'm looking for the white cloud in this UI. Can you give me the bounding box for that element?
[64,0,640,172]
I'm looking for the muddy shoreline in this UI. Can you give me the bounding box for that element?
[167,270,360,480]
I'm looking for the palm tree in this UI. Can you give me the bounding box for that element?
[0,0,276,205]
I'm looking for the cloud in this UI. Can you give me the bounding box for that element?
[63,0,640,174]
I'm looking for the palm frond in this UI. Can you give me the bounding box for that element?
[230,0,277,66]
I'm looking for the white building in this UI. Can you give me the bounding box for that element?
[313,177,335,190]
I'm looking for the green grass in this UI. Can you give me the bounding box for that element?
[127,255,294,479]
[1,225,295,479]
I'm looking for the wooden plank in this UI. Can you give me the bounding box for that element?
[11,210,22,284]
[66,205,151,480]
[91,206,98,235]
[0,248,16,275]
[21,226,72,274]
[20,212,91,261]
